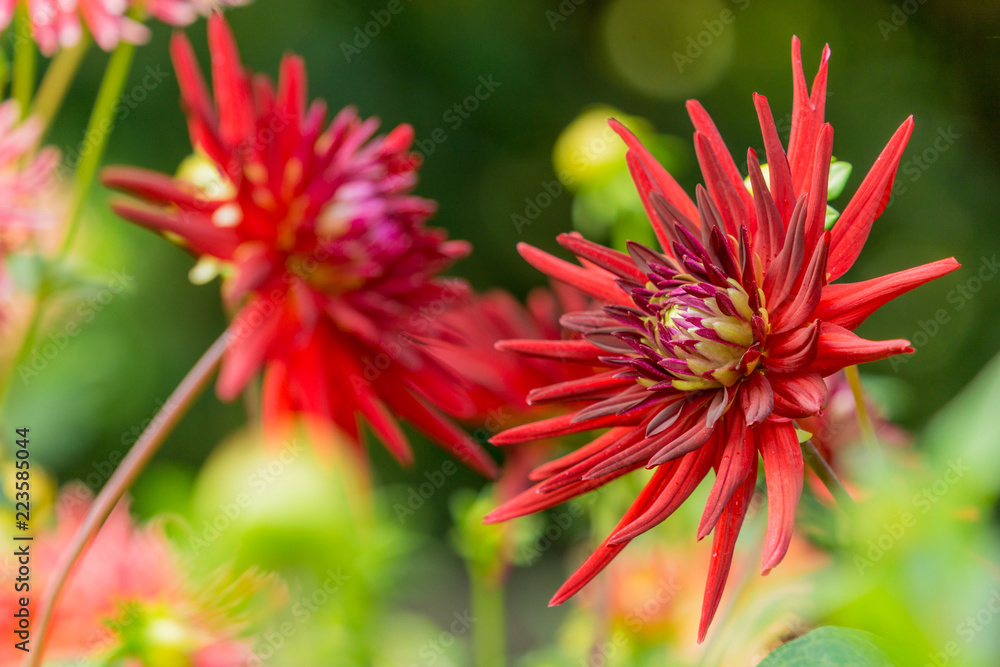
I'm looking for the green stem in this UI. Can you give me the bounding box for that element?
[470,569,505,667]
[57,40,135,258]
[0,46,10,99]
[844,365,882,462]
[801,438,858,515]
[11,4,37,115]
[31,34,91,130]
[25,330,229,667]
[0,299,45,418]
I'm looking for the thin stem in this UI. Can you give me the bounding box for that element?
[844,365,881,461]
[57,40,136,258]
[26,330,229,667]
[0,44,10,99]
[801,438,858,515]
[0,299,45,418]
[31,35,91,129]
[470,568,505,667]
[11,4,36,115]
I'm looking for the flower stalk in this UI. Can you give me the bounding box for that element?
[58,40,136,258]
[844,364,882,462]
[26,330,229,667]
[800,438,858,516]
[11,4,36,114]
[32,35,92,129]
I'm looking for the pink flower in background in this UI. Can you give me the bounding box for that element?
[0,100,61,303]
[144,0,249,27]
[798,370,911,500]
[103,14,498,477]
[0,0,246,55]
[0,486,255,666]
[0,0,149,54]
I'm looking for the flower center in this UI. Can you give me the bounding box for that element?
[644,278,766,392]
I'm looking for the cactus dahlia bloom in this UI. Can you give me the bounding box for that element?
[485,37,959,640]
[102,14,497,478]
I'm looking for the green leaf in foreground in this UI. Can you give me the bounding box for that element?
[756,627,894,667]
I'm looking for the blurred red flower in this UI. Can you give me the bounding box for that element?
[104,14,497,477]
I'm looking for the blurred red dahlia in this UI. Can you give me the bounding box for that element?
[103,14,496,477]
[485,37,959,640]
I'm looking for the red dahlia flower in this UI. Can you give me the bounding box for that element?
[103,14,496,478]
[484,37,959,640]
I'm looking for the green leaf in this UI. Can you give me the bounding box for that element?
[827,160,853,200]
[756,627,895,666]
[825,204,840,229]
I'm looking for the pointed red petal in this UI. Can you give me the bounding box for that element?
[687,100,755,222]
[770,370,828,418]
[752,94,796,223]
[827,117,914,280]
[527,371,634,405]
[378,379,498,478]
[485,460,641,524]
[207,13,255,147]
[740,372,774,426]
[758,421,803,573]
[490,411,638,446]
[762,321,819,374]
[609,436,717,544]
[557,232,646,282]
[217,298,284,400]
[529,427,633,481]
[108,198,241,259]
[495,338,605,364]
[811,322,913,375]
[747,148,784,265]
[803,123,833,255]
[693,132,750,238]
[698,465,756,642]
[517,243,630,306]
[610,118,700,223]
[548,464,677,606]
[771,234,828,334]
[698,412,756,539]
[812,258,961,330]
